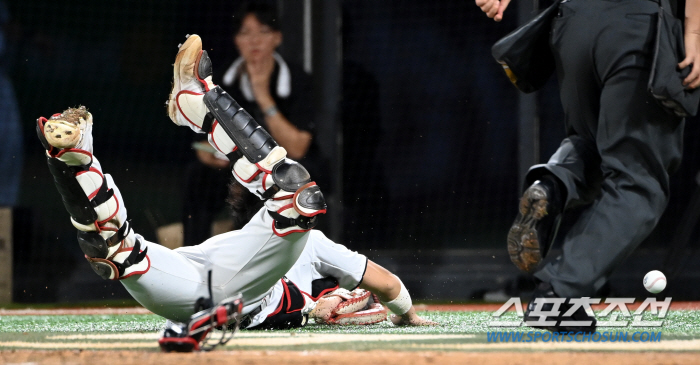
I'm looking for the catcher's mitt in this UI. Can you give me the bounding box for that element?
[315,288,388,325]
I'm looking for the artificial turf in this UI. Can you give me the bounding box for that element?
[1,310,700,340]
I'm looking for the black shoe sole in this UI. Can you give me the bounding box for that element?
[507,184,550,273]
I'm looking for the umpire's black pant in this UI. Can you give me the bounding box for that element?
[526,0,685,297]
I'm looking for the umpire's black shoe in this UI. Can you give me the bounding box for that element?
[524,282,597,334]
[507,176,563,273]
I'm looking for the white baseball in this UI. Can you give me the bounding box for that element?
[643,270,667,294]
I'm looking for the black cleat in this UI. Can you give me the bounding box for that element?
[507,177,562,273]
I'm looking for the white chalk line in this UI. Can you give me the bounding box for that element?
[4,334,475,349]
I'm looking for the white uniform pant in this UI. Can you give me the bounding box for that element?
[247,230,368,327]
[120,208,366,324]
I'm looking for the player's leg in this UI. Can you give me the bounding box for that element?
[533,0,683,298]
[37,107,150,281]
[162,34,328,323]
[535,67,684,298]
[167,34,325,237]
[508,135,603,273]
[38,108,216,322]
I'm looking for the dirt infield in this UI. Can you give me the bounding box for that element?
[2,350,700,365]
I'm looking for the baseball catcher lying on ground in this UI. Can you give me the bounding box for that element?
[36,34,435,351]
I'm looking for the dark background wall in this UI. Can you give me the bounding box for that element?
[3,0,699,303]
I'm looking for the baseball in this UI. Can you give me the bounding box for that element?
[643,270,667,294]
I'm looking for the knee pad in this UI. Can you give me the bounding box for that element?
[77,219,150,281]
[85,239,150,280]
[259,160,327,236]
[260,159,312,200]
[263,160,327,216]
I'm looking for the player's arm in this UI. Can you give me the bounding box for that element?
[262,112,312,160]
[254,95,312,160]
[681,0,700,89]
[359,261,436,326]
[309,261,436,326]
[475,0,512,22]
[246,58,312,160]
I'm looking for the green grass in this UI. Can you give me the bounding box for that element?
[1,311,699,351]
[0,300,142,310]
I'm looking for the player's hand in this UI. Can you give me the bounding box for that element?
[390,309,438,326]
[475,0,512,22]
[309,295,344,322]
[680,31,700,89]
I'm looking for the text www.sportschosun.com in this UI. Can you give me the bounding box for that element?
[487,331,662,343]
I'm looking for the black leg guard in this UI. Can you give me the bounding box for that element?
[203,86,278,164]
[46,156,97,227]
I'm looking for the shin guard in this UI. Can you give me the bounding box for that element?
[168,38,326,234]
[38,116,149,280]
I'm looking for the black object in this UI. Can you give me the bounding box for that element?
[203,86,278,164]
[648,0,700,117]
[194,270,215,313]
[45,156,97,226]
[249,277,308,330]
[507,176,563,273]
[524,282,597,334]
[491,1,559,93]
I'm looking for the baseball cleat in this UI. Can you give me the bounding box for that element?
[167,34,215,131]
[507,177,562,273]
[39,106,93,152]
